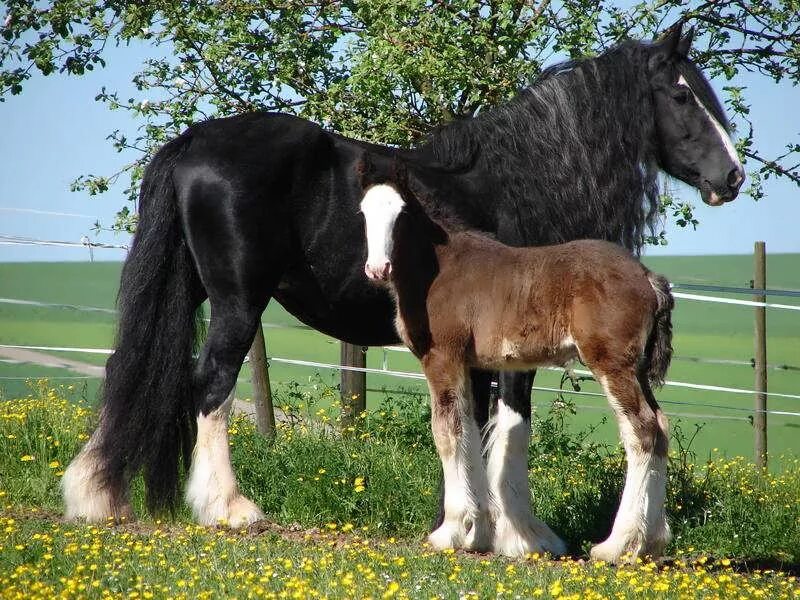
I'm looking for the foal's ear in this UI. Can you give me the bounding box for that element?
[355,153,377,191]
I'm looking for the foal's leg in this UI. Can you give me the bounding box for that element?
[486,371,566,557]
[424,352,492,551]
[590,371,670,563]
[433,368,493,532]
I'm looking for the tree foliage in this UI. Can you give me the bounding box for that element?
[2,1,798,234]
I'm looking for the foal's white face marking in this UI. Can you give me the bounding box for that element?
[677,74,744,203]
[360,183,405,281]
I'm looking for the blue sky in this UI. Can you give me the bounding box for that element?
[0,39,798,263]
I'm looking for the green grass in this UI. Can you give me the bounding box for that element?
[0,385,798,599]
[1,256,798,464]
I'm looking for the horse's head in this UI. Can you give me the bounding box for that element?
[648,22,744,206]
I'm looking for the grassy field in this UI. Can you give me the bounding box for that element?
[0,386,798,599]
[0,256,798,464]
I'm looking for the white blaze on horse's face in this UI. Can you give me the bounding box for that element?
[360,183,405,281]
[677,74,744,205]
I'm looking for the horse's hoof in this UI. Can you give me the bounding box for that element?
[225,495,266,528]
[62,450,133,523]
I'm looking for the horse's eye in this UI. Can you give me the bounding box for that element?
[673,88,691,105]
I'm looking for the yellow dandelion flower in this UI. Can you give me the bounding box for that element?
[20,455,35,462]
[382,581,400,598]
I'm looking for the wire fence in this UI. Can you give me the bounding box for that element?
[2,342,799,421]
[1,232,798,433]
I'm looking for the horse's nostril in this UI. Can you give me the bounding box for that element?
[727,168,744,190]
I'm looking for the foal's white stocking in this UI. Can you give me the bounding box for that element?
[185,396,264,527]
[427,376,492,552]
[485,399,566,557]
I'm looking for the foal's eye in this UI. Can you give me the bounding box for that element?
[673,88,691,105]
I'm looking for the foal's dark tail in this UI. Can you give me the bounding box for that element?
[644,273,674,387]
[97,132,205,514]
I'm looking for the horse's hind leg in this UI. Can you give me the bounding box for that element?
[423,351,492,552]
[486,373,566,558]
[590,369,670,563]
[62,407,134,522]
[185,301,269,526]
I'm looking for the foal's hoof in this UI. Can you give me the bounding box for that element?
[463,516,493,553]
[493,515,567,558]
[590,539,636,564]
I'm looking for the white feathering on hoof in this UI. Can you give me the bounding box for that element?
[485,399,566,558]
[62,423,133,522]
[185,399,264,527]
[590,379,671,563]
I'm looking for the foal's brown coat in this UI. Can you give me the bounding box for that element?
[392,226,672,445]
[359,160,674,562]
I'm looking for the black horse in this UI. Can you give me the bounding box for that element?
[63,24,743,553]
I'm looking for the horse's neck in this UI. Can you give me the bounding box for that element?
[430,60,656,249]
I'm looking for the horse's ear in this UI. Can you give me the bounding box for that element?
[676,26,695,59]
[650,20,684,69]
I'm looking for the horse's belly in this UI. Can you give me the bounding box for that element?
[274,268,399,346]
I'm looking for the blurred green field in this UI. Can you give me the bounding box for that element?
[1,256,798,465]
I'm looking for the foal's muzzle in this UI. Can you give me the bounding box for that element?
[365,261,392,281]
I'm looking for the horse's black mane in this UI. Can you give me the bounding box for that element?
[420,39,683,253]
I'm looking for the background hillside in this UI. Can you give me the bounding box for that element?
[1,254,798,464]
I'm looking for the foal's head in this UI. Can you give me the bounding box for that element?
[357,155,446,282]
[360,182,405,281]
[647,21,744,205]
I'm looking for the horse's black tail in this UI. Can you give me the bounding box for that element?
[97,132,205,514]
[644,273,674,387]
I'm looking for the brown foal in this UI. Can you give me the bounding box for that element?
[358,158,674,563]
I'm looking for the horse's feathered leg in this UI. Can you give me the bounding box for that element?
[178,149,290,526]
[486,371,566,557]
[186,302,269,527]
[590,370,670,563]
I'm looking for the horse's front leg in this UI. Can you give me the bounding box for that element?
[486,371,566,557]
[423,352,492,552]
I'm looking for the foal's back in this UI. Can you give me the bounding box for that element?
[427,234,657,370]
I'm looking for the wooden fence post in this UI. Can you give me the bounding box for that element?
[753,241,767,469]
[340,342,367,428]
[249,323,276,439]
